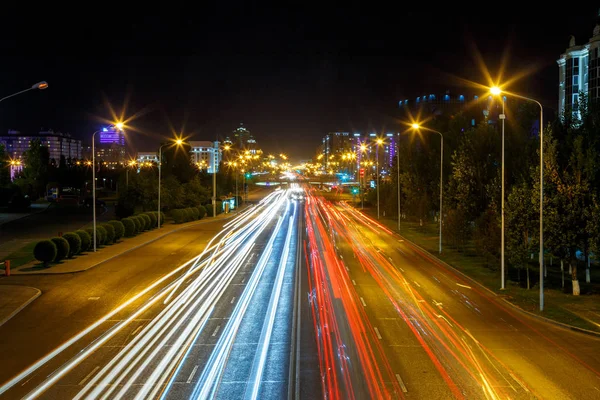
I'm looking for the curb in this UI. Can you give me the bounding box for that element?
[0,287,41,328]
[395,229,600,338]
[12,211,245,276]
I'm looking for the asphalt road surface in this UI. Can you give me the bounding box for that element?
[304,191,600,399]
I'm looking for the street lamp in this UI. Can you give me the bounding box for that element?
[490,86,544,310]
[0,81,48,103]
[397,132,401,232]
[375,138,384,219]
[411,123,443,254]
[158,138,185,228]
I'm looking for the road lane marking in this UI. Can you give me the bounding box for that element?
[187,365,199,383]
[131,325,143,336]
[509,373,529,392]
[230,296,236,304]
[374,327,382,340]
[399,267,404,272]
[395,374,408,393]
[20,378,32,386]
[78,366,100,386]
[352,280,357,286]
[360,297,366,307]
[396,247,406,255]
[212,325,221,337]
[433,300,443,309]
[87,297,100,301]
[413,280,421,288]
[186,278,193,284]
[456,283,472,289]
[241,277,246,284]
[437,314,453,327]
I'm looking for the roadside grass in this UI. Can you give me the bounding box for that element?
[359,207,600,334]
[0,241,37,269]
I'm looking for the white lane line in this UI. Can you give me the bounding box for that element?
[374,327,382,340]
[360,297,367,307]
[186,278,193,284]
[241,277,246,284]
[78,366,100,386]
[187,365,199,384]
[456,283,472,289]
[20,378,32,387]
[352,280,357,286]
[131,325,143,336]
[88,297,100,301]
[339,254,344,259]
[399,267,404,272]
[212,325,221,337]
[230,296,236,304]
[413,280,421,288]
[388,256,393,262]
[395,373,408,393]
[509,373,529,392]
[396,247,406,255]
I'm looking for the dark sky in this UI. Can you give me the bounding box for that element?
[1,6,599,161]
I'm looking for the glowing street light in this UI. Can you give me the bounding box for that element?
[0,81,48,103]
[411,123,444,254]
[489,86,544,310]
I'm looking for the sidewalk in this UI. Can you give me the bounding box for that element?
[0,285,41,328]
[0,202,52,226]
[11,210,241,275]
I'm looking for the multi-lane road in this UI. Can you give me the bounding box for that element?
[1,184,600,399]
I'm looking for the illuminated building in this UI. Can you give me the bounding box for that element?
[0,129,82,162]
[557,11,600,116]
[189,141,221,173]
[96,125,126,164]
[231,123,259,154]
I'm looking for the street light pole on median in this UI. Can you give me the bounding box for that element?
[0,81,48,104]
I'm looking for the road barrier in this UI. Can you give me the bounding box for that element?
[1,260,10,276]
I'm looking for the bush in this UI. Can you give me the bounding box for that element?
[109,220,125,241]
[51,236,70,262]
[122,217,136,237]
[198,205,206,219]
[62,232,82,257]
[97,225,108,245]
[159,211,166,226]
[33,240,57,267]
[145,212,157,228]
[102,223,116,244]
[183,208,193,222]
[215,201,223,214]
[140,214,151,230]
[191,207,200,220]
[171,209,184,224]
[132,215,143,233]
[205,204,215,217]
[76,230,91,252]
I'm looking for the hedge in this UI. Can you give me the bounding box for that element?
[122,217,136,237]
[97,225,108,245]
[51,236,70,262]
[62,232,82,258]
[144,212,157,228]
[76,230,91,252]
[102,223,115,244]
[34,240,57,267]
[132,215,143,233]
[198,205,207,219]
[140,214,151,230]
[108,220,125,241]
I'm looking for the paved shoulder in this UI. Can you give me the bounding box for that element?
[0,285,41,327]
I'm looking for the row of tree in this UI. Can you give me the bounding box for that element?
[368,96,600,295]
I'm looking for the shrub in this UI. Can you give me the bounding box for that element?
[198,205,206,219]
[182,208,192,222]
[215,201,223,214]
[102,223,115,244]
[140,214,151,230]
[76,230,91,252]
[51,236,70,262]
[33,240,57,267]
[132,215,143,233]
[122,217,136,237]
[109,220,125,241]
[145,212,157,228]
[171,209,184,224]
[96,225,107,245]
[62,232,82,257]
[159,211,166,226]
[191,207,200,220]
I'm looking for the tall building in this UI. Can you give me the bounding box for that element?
[189,141,221,173]
[96,125,126,165]
[0,129,82,161]
[557,11,600,116]
[231,123,259,154]
[136,152,158,164]
[320,132,352,169]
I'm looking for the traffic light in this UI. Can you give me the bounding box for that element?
[359,168,365,177]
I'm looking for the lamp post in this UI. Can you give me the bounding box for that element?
[375,138,383,219]
[0,81,48,104]
[411,123,443,254]
[158,138,184,228]
[490,87,544,310]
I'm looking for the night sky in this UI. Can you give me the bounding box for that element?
[1,6,599,161]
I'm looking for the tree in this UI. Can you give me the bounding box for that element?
[474,204,501,269]
[18,139,50,199]
[506,183,537,289]
[0,144,10,187]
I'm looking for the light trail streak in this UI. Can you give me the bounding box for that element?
[9,188,293,400]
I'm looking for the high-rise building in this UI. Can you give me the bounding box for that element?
[189,141,221,173]
[96,125,126,165]
[0,129,82,161]
[231,123,259,154]
[557,11,600,116]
